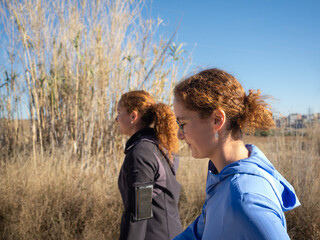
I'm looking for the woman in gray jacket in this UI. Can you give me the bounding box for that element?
[116,90,182,240]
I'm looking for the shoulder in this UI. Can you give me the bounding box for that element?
[128,139,159,158]
[229,172,278,201]
[204,172,287,238]
[126,139,160,170]
[227,173,283,219]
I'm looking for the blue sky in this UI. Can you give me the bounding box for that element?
[151,0,320,116]
[1,0,319,117]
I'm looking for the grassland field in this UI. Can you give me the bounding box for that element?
[0,129,319,240]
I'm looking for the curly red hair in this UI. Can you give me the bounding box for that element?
[174,68,275,134]
[119,90,178,164]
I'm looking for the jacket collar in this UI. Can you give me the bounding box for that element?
[124,127,157,154]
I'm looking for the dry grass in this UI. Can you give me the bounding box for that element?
[1,126,319,239]
[176,156,208,228]
[0,148,123,240]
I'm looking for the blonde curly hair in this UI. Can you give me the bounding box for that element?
[119,90,178,165]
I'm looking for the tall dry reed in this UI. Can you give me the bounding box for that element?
[0,1,189,239]
[0,0,187,170]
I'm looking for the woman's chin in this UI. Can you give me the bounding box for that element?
[190,150,206,159]
[188,146,204,159]
[190,150,200,159]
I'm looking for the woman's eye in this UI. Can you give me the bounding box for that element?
[176,120,186,133]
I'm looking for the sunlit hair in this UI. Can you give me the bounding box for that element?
[174,68,275,135]
[119,90,178,165]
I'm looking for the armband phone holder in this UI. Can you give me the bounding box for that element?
[133,183,153,221]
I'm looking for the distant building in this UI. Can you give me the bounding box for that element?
[287,113,304,128]
[273,115,287,128]
[276,112,320,129]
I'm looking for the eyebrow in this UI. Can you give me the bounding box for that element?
[176,117,189,122]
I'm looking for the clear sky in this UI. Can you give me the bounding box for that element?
[151,0,320,116]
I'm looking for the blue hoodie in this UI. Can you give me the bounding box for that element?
[174,144,300,240]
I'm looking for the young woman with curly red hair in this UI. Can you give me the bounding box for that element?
[173,68,300,240]
[116,90,182,240]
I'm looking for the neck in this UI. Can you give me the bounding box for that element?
[210,139,249,173]
[129,124,147,137]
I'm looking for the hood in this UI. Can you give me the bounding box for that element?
[207,144,300,211]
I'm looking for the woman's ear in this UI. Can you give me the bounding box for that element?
[212,108,226,131]
[130,110,139,123]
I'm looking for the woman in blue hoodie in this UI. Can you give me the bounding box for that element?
[173,68,300,240]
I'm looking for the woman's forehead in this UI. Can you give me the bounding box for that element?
[174,100,199,120]
[117,102,125,111]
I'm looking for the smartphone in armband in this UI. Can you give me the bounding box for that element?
[133,183,153,221]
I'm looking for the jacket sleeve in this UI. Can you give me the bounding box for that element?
[173,202,207,240]
[203,192,291,240]
[120,145,158,240]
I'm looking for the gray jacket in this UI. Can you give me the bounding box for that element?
[118,127,182,240]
